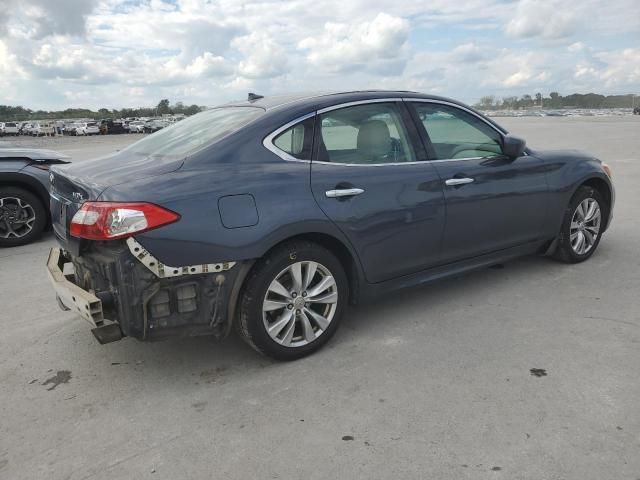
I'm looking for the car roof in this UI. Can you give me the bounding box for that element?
[221,90,466,111]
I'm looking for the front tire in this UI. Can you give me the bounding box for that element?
[0,187,47,247]
[553,185,606,263]
[237,241,348,360]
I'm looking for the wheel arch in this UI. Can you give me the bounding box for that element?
[575,174,613,231]
[0,173,50,224]
[226,231,363,335]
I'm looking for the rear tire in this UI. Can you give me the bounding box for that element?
[553,185,606,263]
[0,187,47,247]
[236,240,348,360]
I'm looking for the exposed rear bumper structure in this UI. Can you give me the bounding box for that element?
[47,248,104,326]
[46,241,242,344]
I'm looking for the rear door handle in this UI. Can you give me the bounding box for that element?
[325,188,365,198]
[445,177,474,186]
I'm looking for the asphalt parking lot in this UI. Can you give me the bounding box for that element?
[1,117,639,480]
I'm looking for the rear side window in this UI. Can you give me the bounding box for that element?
[411,103,503,160]
[125,107,263,157]
[272,117,314,160]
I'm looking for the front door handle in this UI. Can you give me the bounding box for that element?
[325,188,365,198]
[445,177,474,186]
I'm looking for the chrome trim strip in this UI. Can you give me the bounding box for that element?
[311,156,488,167]
[430,156,486,163]
[317,98,403,114]
[262,112,315,163]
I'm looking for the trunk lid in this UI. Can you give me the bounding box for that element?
[50,150,184,253]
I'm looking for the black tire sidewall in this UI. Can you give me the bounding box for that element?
[0,187,47,247]
[557,186,606,263]
[239,242,348,360]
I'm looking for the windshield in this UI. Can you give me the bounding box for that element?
[124,107,263,157]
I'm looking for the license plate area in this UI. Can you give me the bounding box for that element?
[50,193,69,239]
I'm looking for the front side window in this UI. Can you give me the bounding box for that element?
[272,117,314,160]
[316,103,416,164]
[412,103,503,160]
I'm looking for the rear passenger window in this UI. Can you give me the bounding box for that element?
[272,117,314,160]
[316,103,415,164]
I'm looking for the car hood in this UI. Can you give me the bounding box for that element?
[50,150,184,201]
[528,148,600,163]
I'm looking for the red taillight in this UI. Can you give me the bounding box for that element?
[70,202,180,240]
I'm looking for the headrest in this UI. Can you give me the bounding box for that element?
[356,120,391,158]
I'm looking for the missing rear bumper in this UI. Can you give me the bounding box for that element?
[46,242,244,343]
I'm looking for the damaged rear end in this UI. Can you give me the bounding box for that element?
[47,234,239,344]
[45,106,266,344]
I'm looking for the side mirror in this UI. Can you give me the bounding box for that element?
[503,134,526,158]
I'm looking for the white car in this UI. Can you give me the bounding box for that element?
[75,122,100,136]
[31,122,56,137]
[0,122,19,136]
[128,120,145,133]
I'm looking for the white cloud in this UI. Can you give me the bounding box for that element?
[506,0,578,39]
[0,0,638,110]
[233,32,289,79]
[298,13,410,74]
[575,48,640,88]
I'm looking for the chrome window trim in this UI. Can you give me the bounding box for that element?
[317,98,403,114]
[262,97,508,166]
[311,156,487,167]
[262,112,315,163]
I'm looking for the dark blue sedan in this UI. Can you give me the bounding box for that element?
[47,91,614,360]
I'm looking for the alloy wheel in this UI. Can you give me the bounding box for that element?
[570,197,601,255]
[0,197,37,239]
[262,261,338,347]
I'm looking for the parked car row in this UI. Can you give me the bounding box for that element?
[0,122,58,136]
[61,122,100,136]
[1,115,185,139]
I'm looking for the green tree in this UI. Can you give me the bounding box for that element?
[156,99,170,115]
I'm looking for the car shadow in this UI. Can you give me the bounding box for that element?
[74,254,561,386]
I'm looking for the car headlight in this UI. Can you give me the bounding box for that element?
[601,162,613,179]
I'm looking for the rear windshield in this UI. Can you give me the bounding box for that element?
[6,123,15,127]
[123,107,263,157]
[87,122,97,127]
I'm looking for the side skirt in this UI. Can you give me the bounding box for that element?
[359,240,548,301]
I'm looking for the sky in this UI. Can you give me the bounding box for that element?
[0,0,639,110]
